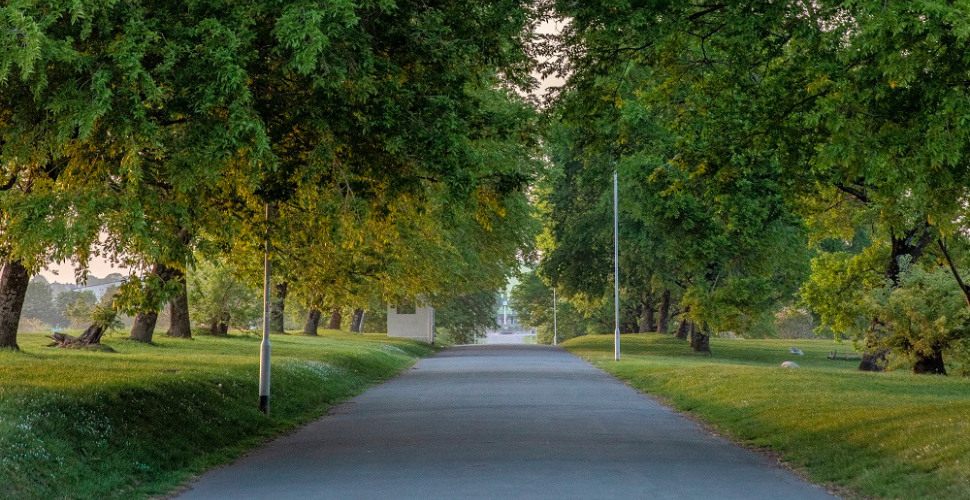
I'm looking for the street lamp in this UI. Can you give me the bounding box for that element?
[259,204,272,414]
[553,288,558,346]
[613,170,620,361]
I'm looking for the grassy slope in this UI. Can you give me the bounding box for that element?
[564,334,970,500]
[0,330,435,499]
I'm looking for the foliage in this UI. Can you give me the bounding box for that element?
[873,266,970,370]
[1,0,542,345]
[21,277,56,325]
[16,316,47,334]
[510,271,590,344]
[187,260,261,333]
[89,303,123,333]
[434,290,499,345]
[538,0,970,366]
[60,291,98,330]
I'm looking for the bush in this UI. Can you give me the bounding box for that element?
[17,317,49,333]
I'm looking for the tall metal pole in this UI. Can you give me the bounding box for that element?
[614,171,620,361]
[259,203,272,414]
[553,288,558,346]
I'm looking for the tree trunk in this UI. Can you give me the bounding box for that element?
[270,282,287,334]
[0,259,30,350]
[657,289,671,334]
[166,270,192,339]
[50,323,108,348]
[674,306,691,340]
[913,348,947,375]
[304,308,321,336]
[674,319,690,340]
[690,322,711,353]
[350,308,365,333]
[328,307,342,330]
[858,350,889,371]
[640,300,656,334]
[129,311,160,343]
[129,263,180,343]
[76,324,106,344]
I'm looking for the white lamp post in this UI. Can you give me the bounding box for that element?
[613,170,620,361]
[553,288,558,346]
[259,204,272,414]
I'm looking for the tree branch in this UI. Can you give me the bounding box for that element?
[834,182,869,204]
[937,238,970,308]
[0,174,17,191]
[688,4,727,21]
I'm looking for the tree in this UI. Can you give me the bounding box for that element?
[303,308,322,336]
[50,303,123,348]
[21,277,55,326]
[166,270,192,338]
[542,0,970,369]
[434,291,499,345]
[510,271,589,344]
[61,291,98,330]
[3,0,542,352]
[187,260,261,337]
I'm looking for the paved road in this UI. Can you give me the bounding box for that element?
[177,345,836,499]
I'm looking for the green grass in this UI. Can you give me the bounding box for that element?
[0,329,435,499]
[564,334,970,500]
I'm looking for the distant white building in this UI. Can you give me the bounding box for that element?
[50,280,124,301]
[387,299,435,343]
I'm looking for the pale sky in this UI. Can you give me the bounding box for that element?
[38,259,130,283]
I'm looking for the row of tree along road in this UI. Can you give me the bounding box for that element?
[512,1,970,375]
[5,2,970,375]
[0,1,543,350]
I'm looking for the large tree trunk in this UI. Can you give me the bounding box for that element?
[76,324,106,344]
[860,224,933,371]
[328,307,342,330]
[657,289,671,334]
[913,348,947,375]
[129,311,160,343]
[270,282,287,334]
[129,263,180,343]
[0,259,30,350]
[690,322,711,353]
[674,319,690,340]
[350,308,365,333]
[640,295,656,334]
[304,308,321,336]
[166,270,192,339]
[674,306,691,340]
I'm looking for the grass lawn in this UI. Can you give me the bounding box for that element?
[563,334,970,500]
[0,329,435,499]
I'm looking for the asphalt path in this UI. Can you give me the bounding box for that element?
[176,345,837,499]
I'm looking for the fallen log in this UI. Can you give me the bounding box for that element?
[49,325,115,352]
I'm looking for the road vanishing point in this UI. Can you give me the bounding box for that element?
[176,345,836,499]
